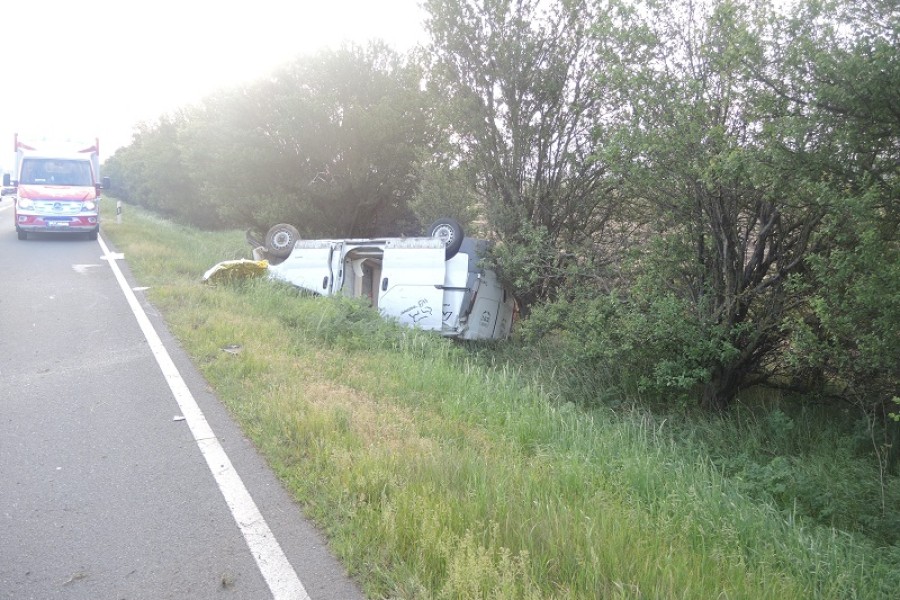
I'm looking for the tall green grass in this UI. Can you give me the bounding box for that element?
[101,204,900,599]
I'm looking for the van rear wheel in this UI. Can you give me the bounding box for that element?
[265,223,301,259]
[428,218,464,259]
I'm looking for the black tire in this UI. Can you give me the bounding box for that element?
[428,218,464,259]
[17,229,26,241]
[264,223,301,259]
[87,229,98,241]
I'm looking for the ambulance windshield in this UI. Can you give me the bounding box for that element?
[20,159,93,186]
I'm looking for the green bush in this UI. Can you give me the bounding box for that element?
[516,283,749,409]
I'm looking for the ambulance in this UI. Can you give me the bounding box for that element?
[2,134,109,240]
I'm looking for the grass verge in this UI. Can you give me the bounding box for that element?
[101,203,899,599]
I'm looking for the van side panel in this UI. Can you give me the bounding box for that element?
[378,242,446,332]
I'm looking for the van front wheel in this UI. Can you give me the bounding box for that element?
[428,218,464,259]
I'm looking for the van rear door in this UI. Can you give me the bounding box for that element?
[378,239,446,332]
[268,241,340,295]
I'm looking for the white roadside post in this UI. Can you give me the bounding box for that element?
[116,200,122,224]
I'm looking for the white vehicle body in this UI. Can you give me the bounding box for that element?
[264,236,517,340]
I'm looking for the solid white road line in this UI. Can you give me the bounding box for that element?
[98,235,310,600]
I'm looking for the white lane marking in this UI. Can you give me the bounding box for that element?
[97,235,310,600]
[73,263,102,273]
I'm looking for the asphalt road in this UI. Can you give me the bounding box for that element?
[0,201,365,600]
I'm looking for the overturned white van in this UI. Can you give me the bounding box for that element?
[246,219,517,341]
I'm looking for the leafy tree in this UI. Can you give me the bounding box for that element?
[774,0,900,468]
[220,42,431,238]
[422,0,622,307]
[586,0,837,409]
[572,0,898,411]
[105,116,207,225]
[775,0,898,394]
[175,84,305,229]
[109,43,431,237]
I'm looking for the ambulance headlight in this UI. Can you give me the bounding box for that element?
[82,200,97,211]
[17,197,33,209]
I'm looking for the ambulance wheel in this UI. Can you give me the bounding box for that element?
[265,223,301,259]
[87,229,98,241]
[17,229,26,240]
[428,218,464,259]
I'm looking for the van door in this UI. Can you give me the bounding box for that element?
[268,241,340,295]
[378,239,446,332]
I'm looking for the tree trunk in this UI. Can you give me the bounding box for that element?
[699,367,743,411]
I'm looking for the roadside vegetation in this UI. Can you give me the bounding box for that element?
[102,203,898,598]
[104,0,898,416]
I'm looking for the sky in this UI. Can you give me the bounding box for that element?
[0,0,428,172]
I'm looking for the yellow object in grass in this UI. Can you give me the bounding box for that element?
[201,259,269,284]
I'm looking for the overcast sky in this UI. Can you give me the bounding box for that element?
[1,0,427,171]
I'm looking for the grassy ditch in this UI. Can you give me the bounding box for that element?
[101,203,899,599]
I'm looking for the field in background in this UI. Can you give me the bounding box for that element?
[101,202,899,599]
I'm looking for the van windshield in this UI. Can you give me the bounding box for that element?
[20,159,93,186]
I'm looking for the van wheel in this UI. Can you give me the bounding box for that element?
[87,229,98,241]
[17,229,26,240]
[265,223,301,259]
[428,218,464,259]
